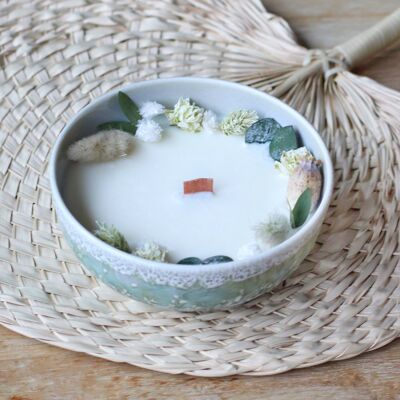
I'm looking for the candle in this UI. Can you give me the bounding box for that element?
[64,124,290,262]
[63,93,322,264]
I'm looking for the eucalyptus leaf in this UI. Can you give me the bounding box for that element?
[118,91,141,123]
[245,118,281,143]
[269,126,298,161]
[202,255,234,264]
[291,188,312,228]
[177,257,203,265]
[97,121,136,134]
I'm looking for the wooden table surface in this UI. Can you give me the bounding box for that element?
[1,1,400,399]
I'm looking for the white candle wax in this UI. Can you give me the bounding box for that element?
[64,127,289,262]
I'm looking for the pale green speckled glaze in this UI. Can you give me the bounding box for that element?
[64,231,317,311]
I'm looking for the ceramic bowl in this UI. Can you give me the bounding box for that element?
[49,77,333,311]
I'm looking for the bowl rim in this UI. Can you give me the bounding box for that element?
[49,77,334,273]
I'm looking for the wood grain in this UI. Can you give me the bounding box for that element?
[1,1,400,399]
[1,327,400,400]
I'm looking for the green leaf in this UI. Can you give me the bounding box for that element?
[177,255,234,265]
[291,188,312,228]
[245,118,281,143]
[177,257,203,265]
[202,255,234,264]
[269,126,298,161]
[97,121,136,134]
[118,91,141,123]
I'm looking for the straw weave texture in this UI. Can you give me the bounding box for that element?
[0,0,399,376]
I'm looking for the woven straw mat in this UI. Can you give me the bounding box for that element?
[0,0,399,377]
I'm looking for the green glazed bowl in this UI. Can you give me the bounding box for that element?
[49,78,333,311]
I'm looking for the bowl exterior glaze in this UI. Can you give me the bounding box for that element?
[50,78,333,311]
[56,205,320,311]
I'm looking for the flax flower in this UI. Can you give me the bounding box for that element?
[139,101,165,119]
[136,119,163,142]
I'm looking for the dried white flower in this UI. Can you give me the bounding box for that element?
[254,213,291,246]
[287,160,322,210]
[237,242,263,260]
[134,241,167,262]
[219,110,258,136]
[67,130,133,163]
[136,119,163,142]
[202,110,219,134]
[165,97,204,133]
[94,222,131,253]
[275,147,315,175]
[139,101,165,119]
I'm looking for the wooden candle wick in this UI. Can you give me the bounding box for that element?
[183,178,214,194]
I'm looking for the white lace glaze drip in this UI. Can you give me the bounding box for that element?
[57,206,319,289]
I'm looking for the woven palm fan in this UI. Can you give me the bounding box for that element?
[1,0,400,376]
[169,2,400,269]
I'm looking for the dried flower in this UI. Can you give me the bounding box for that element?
[219,110,258,136]
[136,119,163,142]
[202,110,219,134]
[139,101,165,119]
[287,160,322,210]
[254,212,291,246]
[165,97,204,132]
[236,242,263,260]
[67,130,133,163]
[134,241,167,262]
[275,147,315,175]
[94,222,131,253]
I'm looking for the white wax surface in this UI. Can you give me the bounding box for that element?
[64,127,289,261]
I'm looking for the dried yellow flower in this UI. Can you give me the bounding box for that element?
[135,241,167,262]
[220,110,258,136]
[94,222,131,253]
[165,97,204,132]
[275,146,315,175]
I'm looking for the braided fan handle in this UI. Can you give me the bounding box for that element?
[271,7,400,97]
[335,7,400,68]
